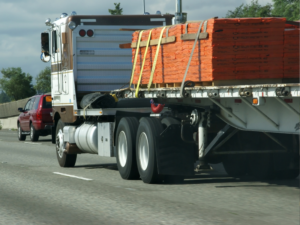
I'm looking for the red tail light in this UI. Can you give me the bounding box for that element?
[36,110,42,120]
[87,29,94,37]
[79,29,86,37]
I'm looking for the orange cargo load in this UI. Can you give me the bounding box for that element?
[131,17,288,85]
[283,28,299,78]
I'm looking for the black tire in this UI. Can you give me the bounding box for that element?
[136,118,164,184]
[116,117,139,180]
[30,123,39,142]
[18,123,26,141]
[56,119,77,167]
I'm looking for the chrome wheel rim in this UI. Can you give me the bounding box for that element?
[18,126,21,138]
[118,131,128,167]
[56,129,65,158]
[30,126,33,139]
[138,132,149,171]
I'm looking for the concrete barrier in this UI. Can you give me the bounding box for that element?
[0,116,18,129]
[0,98,30,118]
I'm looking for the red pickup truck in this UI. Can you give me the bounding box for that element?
[17,94,53,142]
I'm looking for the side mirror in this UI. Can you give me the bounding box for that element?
[40,52,51,62]
[18,108,24,112]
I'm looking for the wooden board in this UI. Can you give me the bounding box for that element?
[181,32,209,41]
[212,79,284,86]
[131,36,176,48]
[119,43,132,49]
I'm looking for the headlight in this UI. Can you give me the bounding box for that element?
[68,21,77,30]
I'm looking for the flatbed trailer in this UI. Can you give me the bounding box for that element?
[40,12,299,184]
[62,82,300,183]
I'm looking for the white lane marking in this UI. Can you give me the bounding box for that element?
[53,172,93,181]
[24,142,41,145]
[125,188,136,191]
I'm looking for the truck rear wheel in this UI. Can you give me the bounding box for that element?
[116,117,139,180]
[56,119,77,167]
[136,118,164,184]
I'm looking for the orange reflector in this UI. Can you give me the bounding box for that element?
[45,96,52,102]
[252,98,258,104]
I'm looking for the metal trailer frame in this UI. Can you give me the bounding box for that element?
[74,83,300,135]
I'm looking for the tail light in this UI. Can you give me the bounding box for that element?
[87,29,94,37]
[36,110,42,120]
[79,29,86,37]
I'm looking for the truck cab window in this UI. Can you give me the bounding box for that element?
[41,33,50,56]
[52,31,57,53]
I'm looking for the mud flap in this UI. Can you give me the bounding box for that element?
[155,124,195,176]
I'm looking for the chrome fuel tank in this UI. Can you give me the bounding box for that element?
[74,123,98,154]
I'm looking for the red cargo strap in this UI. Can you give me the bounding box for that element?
[150,99,165,114]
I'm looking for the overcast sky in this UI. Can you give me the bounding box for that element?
[0,0,273,84]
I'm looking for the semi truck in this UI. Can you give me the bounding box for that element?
[40,7,299,184]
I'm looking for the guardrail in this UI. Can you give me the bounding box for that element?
[0,98,30,119]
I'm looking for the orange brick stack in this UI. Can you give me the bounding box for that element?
[131,18,287,85]
[284,23,299,78]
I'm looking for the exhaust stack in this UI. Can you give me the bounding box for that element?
[175,0,187,24]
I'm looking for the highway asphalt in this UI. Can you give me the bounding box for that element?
[0,129,299,225]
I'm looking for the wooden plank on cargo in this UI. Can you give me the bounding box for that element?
[158,83,166,88]
[194,82,203,87]
[212,79,283,86]
[194,82,212,87]
[131,36,176,48]
[131,41,148,48]
[202,82,213,86]
[150,36,176,46]
[119,43,132,49]
[181,32,208,41]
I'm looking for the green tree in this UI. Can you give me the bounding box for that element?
[226,0,273,18]
[272,0,300,21]
[108,3,123,15]
[0,67,36,101]
[0,91,10,104]
[35,67,51,94]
